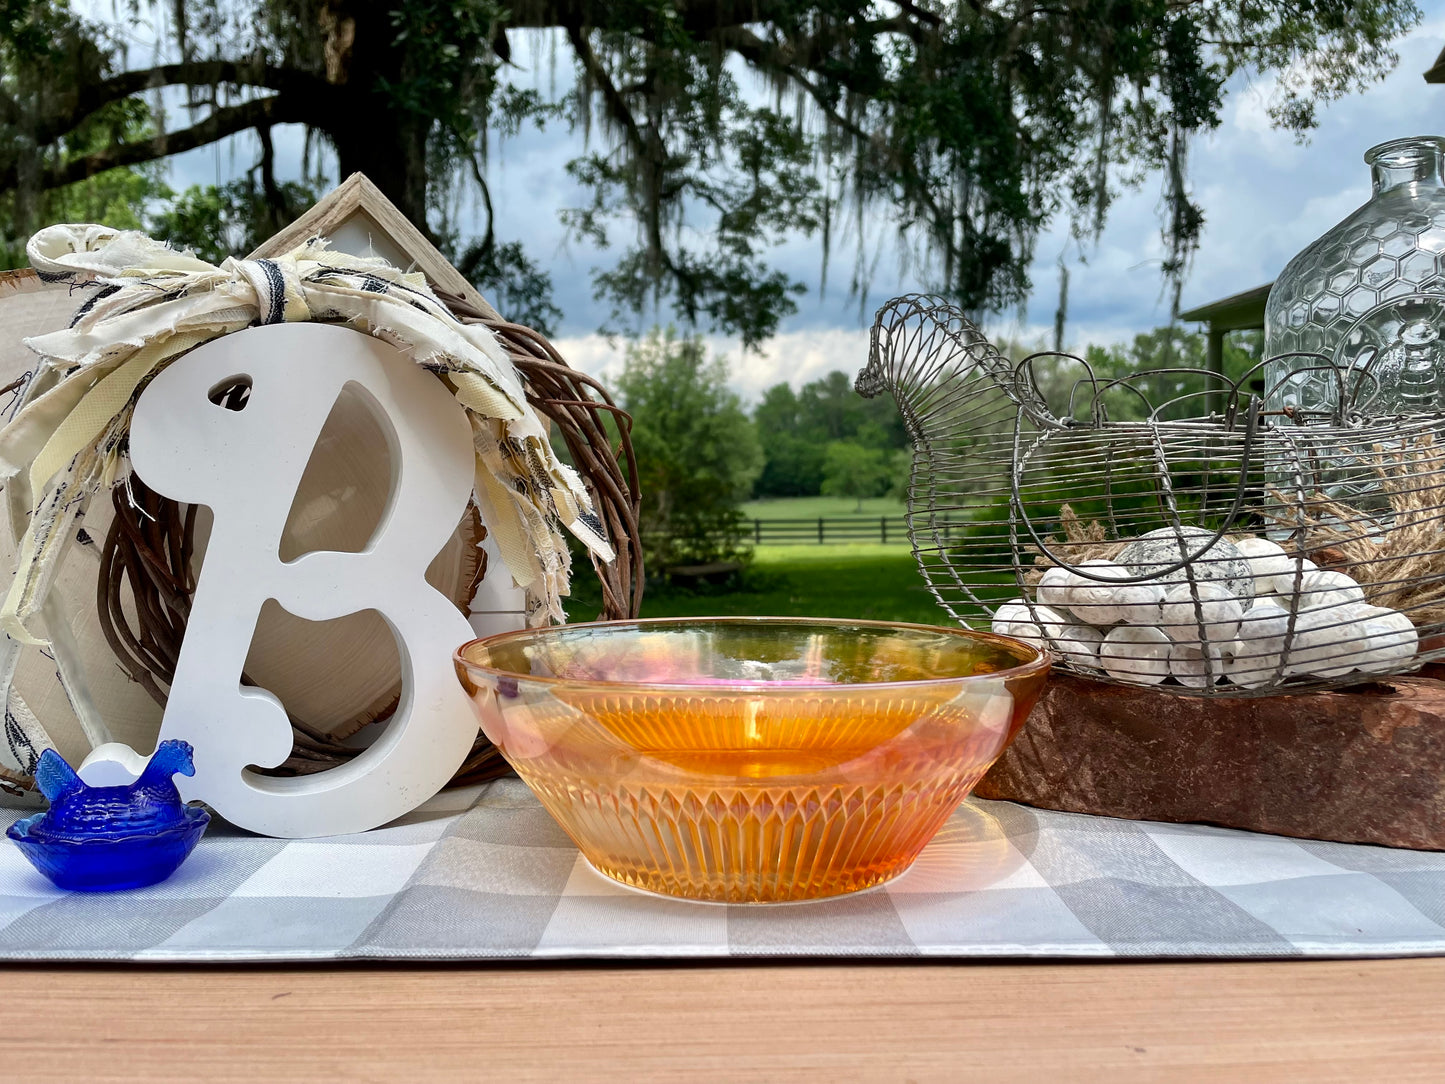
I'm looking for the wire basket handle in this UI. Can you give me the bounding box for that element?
[1008,397,1263,582]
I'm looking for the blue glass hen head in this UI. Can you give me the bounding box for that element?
[7,740,210,891]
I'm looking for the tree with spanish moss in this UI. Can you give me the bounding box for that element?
[0,1,1423,341]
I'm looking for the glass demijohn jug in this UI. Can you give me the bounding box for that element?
[1264,136,1445,416]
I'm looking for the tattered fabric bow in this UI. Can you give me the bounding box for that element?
[0,224,614,643]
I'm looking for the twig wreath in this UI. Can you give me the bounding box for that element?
[0,224,641,791]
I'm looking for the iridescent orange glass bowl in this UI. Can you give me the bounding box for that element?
[454,618,1049,903]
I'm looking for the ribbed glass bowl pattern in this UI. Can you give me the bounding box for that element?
[454,618,1049,903]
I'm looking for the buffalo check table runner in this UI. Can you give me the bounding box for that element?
[1,778,1444,961]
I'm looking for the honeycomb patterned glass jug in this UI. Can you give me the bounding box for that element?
[1265,136,1445,416]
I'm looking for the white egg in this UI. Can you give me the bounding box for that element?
[992,600,1070,638]
[1100,625,1171,685]
[1235,599,1292,647]
[1354,606,1419,673]
[1005,619,1103,672]
[1159,582,1244,644]
[999,619,1042,648]
[1169,639,1225,688]
[1036,566,1077,611]
[1223,639,1286,689]
[990,598,1034,635]
[1266,556,1319,600]
[1060,559,1166,626]
[1281,606,1367,678]
[1050,623,1105,670]
[1218,600,1295,688]
[1232,537,1297,599]
[1291,569,1367,613]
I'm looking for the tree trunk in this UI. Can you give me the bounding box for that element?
[329,112,431,229]
[318,1,434,233]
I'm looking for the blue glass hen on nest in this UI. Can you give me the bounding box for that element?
[7,740,209,891]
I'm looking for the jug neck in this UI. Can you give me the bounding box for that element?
[1366,136,1445,194]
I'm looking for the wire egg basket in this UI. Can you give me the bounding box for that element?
[857,294,1445,697]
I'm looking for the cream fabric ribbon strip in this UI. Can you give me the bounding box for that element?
[0,224,615,645]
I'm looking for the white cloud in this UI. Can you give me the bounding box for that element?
[1229,74,1282,141]
[554,327,875,403]
[549,333,624,382]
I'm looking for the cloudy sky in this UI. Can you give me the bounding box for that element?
[165,6,1445,401]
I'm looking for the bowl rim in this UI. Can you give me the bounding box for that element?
[454,615,1050,694]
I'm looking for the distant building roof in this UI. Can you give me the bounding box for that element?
[1177,282,1272,332]
[1426,45,1445,84]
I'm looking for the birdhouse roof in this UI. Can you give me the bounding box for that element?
[247,173,498,319]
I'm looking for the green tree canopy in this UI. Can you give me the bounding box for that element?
[820,440,893,511]
[753,383,825,497]
[795,371,902,447]
[0,94,169,265]
[1076,325,1264,420]
[753,369,907,497]
[147,177,324,265]
[617,328,762,568]
[1,1,1422,343]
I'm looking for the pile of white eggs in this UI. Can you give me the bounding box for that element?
[991,529,1419,689]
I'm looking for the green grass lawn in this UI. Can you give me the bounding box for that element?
[622,543,951,626]
[741,495,908,520]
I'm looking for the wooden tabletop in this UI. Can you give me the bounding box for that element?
[5,958,1443,1082]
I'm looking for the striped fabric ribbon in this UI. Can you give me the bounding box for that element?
[0,224,615,647]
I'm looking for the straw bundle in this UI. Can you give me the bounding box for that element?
[1261,433,1445,625]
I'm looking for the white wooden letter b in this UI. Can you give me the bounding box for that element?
[116,323,481,837]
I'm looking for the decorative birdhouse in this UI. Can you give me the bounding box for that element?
[0,175,641,835]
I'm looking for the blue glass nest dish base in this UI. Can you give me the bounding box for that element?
[7,740,210,891]
[7,806,210,891]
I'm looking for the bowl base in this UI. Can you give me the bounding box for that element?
[525,769,979,905]
[579,853,915,905]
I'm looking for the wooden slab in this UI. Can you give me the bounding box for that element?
[977,671,1445,849]
[9,961,1445,1083]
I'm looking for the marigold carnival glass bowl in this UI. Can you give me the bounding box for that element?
[454,617,1049,903]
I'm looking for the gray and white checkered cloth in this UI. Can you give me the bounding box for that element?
[2,779,1443,961]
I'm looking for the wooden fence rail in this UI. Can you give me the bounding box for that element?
[743,516,968,545]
